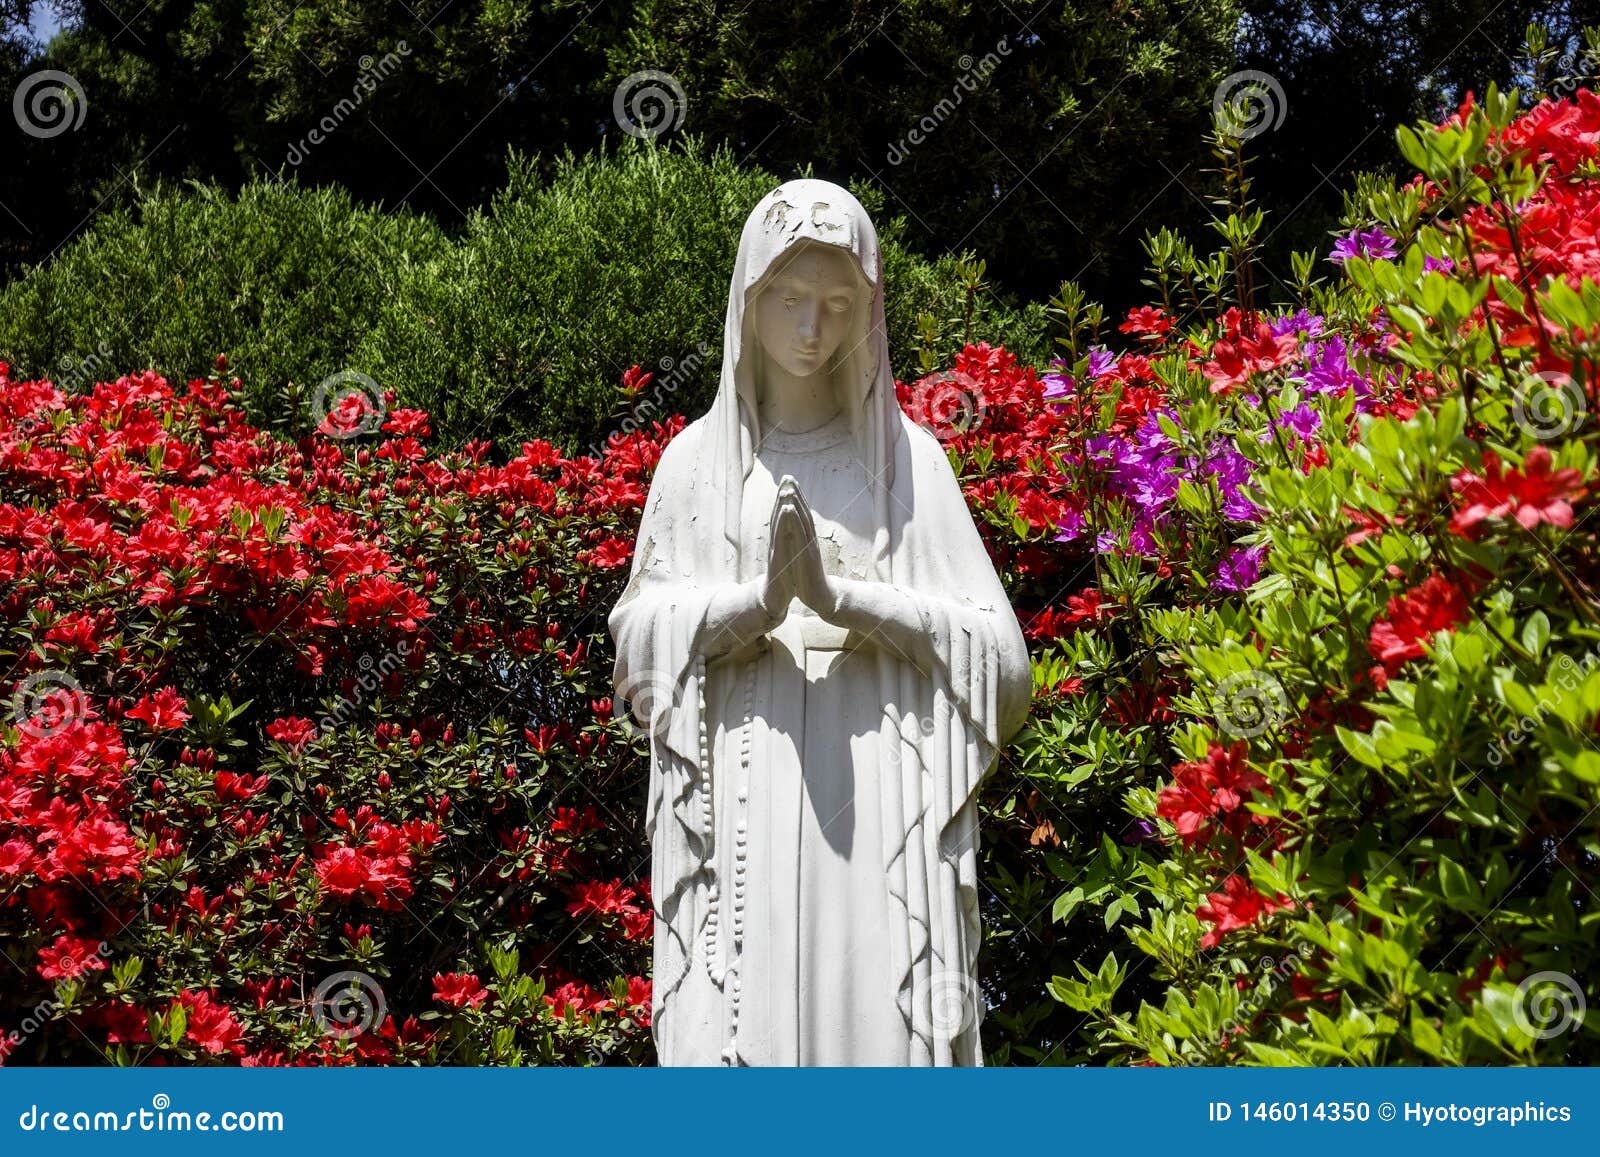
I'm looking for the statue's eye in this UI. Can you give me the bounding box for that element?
[782,296,800,307]
[828,295,853,313]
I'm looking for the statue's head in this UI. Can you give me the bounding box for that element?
[750,239,863,382]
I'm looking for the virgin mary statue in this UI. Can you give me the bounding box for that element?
[609,180,1029,1066]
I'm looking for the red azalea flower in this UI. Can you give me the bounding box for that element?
[567,878,641,919]
[126,686,190,731]
[1155,741,1268,847]
[176,990,247,1056]
[577,536,633,569]
[624,976,652,1026]
[1063,588,1118,628]
[314,846,371,900]
[1202,309,1299,392]
[1196,875,1293,949]
[432,972,489,1008]
[266,716,318,751]
[1449,446,1586,536]
[545,979,608,1020]
[1119,305,1172,337]
[0,839,34,876]
[1368,572,1471,675]
[620,365,654,396]
[214,770,268,802]
[37,935,107,980]
[97,1001,153,1045]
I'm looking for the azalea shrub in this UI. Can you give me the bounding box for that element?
[967,86,1600,1064]
[4,84,1599,1067]
[0,363,670,1064]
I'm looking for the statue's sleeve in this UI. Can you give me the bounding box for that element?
[899,424,1032,824]
[607,429,717,838]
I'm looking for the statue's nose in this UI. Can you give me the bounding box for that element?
[796,302,821,340]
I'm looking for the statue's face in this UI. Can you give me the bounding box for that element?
[753,244,860,380]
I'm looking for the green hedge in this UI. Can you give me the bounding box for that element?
[0,183,449,436]
[0,141,1048,451]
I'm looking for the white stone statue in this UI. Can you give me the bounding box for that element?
[609,179,1030,1066]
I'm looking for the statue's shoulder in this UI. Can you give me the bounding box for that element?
[653,417,710,481]
[895,413,960,483]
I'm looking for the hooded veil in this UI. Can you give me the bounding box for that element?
[610,180,1029,1065]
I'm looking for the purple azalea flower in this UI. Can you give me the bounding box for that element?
[1329,227,1398,265]
[1086,416,1182,519]
[1423,254,1456,274]
[1270,309,1325,338]
[1300,336,1367,397]
[1096,521,1159,556]
[1215,544,1266,592]
[1200,442,1260,522]
[1122,819,1159,846]
[1041,357,1074,402]
[1052,506,1086,542]
[1087,347,1116,379]
[1273,402,1322,443]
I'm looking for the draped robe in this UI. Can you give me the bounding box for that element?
[609,180,1030,1066]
